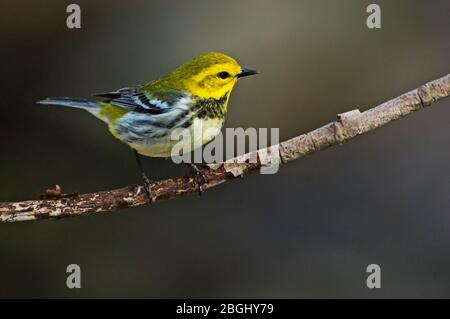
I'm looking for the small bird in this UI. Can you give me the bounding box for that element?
[37,52,258,197]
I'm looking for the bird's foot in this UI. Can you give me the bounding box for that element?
[187,164,208,195]
[141,173,153,200]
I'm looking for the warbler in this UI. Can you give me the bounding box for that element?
[37,52,258,197]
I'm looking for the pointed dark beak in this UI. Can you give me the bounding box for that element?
[237,68,258,78]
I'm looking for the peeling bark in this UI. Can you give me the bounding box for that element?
[1,74,449,223]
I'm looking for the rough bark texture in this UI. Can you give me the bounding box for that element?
[1,74,449,223]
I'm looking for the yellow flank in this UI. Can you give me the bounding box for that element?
[98,102,127,124]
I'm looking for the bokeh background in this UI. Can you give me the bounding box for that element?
[1,0,449,298]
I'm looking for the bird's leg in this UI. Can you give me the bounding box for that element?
[185,163,208,195]
[134,150,152,199]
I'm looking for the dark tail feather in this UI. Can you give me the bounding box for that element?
[36,97,99,110]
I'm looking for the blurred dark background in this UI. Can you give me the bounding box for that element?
[1,0,449,298]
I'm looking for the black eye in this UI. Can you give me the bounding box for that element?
[218,71,230,79]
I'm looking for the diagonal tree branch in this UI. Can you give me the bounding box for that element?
[1,74,449,223]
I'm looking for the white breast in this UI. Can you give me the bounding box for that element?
[130,117,224,158]
[191,117,224,145]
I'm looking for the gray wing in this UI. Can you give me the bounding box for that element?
[94,87,193,145]
[93,87,180,115]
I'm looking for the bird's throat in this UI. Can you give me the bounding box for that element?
[192,92,229,120]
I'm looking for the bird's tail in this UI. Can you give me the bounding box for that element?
[37,97,99,111]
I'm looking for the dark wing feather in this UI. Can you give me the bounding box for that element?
[92,87,171,115]
[92,87,136,99]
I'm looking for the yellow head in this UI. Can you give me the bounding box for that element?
[146,52,257,100]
